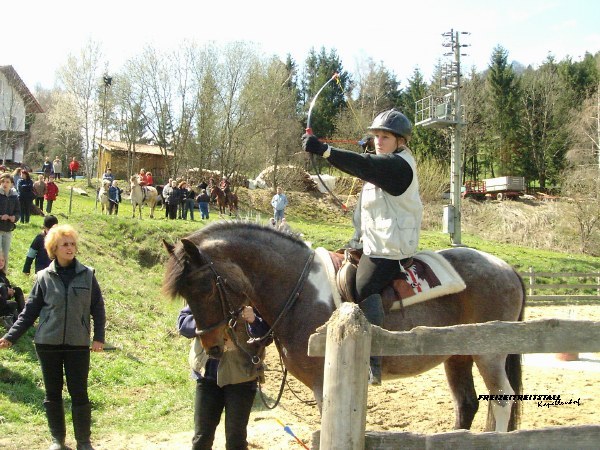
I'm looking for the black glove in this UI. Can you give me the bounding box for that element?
[302,134,329,156]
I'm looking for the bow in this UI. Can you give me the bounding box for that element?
[305,72,348,211]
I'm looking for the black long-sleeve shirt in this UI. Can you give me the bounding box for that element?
[327,147,414,196]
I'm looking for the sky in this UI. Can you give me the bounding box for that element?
[3,0,600,92]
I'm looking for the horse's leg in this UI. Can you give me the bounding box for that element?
[474,354,515,432]
[444,355,479,430]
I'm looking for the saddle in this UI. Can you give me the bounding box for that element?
[316,247,466,313]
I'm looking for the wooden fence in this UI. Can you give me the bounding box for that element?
[307,303,600,449]
[519,269,600,302]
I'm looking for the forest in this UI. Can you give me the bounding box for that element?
[23,39,600,193]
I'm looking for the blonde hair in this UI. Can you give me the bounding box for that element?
[45,224,79,260]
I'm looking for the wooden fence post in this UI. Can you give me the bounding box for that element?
[320,302,371,450]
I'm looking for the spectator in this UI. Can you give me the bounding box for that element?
[267,217,277,229]
[33,174,47,212]
[270,186,288,227]
[44,175,59,214]
[177,305,270,450]
[161,179,174,219]
[0,252,25,329]
[69,157,80,181]
[23,215,58,276]
[17,170,35,223]
[180,181,196,221]
[11,168,22,194]
[52,156,63,180]
[0,173,20,269]
[102,168,114,184]
[197,180,208,191]
[278,217,292,234]
[196,189,210,220]
[108,180,122,215]
[0,224,106,450]
[145,171,154,186]
[167,180,182,220]
[41,156,54,180]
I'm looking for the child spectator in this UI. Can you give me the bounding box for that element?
[23,215,58,275]
[44,175,59,213]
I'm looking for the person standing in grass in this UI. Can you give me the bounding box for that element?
[23,215,58,276]
[270,186,288,227]
[53,156,63,180]
[108,180,122,215]
[33,174,47,212]
[45,175,59,214]
[177,305,270,450]
[196,189,210,220]
[0,224,106,450]
[0,173,20,269]
[17,170,35,223]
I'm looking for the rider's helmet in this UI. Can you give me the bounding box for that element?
[368,109,412,140]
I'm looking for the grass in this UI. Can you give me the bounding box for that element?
[0,179,598,447]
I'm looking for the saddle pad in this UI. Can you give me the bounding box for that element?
[315,247,343,307]
[390,250,466,310]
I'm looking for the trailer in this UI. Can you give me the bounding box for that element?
[483,176,525,200]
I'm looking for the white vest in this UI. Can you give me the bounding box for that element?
[359,149,423,260]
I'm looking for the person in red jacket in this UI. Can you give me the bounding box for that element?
[145,171,154,186]
[44,175,59,213]
[69,157,80,181]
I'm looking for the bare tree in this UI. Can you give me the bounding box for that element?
[561,167,600,254]
[56,39,104,185]
[242,56,302,186]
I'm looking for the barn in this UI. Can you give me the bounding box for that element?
[97,140,174,183]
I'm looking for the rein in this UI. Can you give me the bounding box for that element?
[192,248,316,409]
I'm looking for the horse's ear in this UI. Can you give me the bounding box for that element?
[181,238,209,267]
[163,239,175,255]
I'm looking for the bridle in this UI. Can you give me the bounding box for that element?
[193,249,316,346]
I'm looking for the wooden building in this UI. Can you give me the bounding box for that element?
[97,140,174,183]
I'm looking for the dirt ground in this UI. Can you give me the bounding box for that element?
[78,305,600,449]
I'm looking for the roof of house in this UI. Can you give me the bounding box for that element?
[99,139,175,157]
[0,65,44,114]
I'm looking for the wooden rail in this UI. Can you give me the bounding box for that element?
[307,303,600,450]
[519,268,600,302]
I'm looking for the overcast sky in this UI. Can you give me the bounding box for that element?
[3,0,600,91]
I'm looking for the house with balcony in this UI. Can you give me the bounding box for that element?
[0,65,44,166]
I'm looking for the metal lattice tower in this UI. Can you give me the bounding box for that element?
[415,29,469,246]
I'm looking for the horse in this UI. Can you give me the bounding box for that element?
[162,222,525,432]
[210,186,238,216]
[130,175,159,219]
[98,180,110,215]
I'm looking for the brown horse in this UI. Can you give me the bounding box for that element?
[210,186,238,216]
[163,222,525,432]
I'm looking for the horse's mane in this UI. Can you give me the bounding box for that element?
[162,220,309,301]
[187,220,308,250]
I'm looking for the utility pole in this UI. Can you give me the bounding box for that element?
[415,29,469,246]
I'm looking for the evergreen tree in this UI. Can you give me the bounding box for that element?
[485,46,521,176]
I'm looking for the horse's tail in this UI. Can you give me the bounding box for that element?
[486,267,525,431]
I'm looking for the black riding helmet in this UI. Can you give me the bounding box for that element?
[367,109,412,140]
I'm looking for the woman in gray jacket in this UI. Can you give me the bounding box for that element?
[0,224,105,450]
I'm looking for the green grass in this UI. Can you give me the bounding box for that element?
[0,179,598,447]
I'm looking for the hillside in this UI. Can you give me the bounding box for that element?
[0,180,598,449]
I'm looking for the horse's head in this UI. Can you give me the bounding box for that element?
[162,236,255,358]
[130,175,139,186]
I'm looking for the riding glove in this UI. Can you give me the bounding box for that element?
[302,134,329,157]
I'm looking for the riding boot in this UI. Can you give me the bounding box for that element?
[72,403,94,450]
[359,294,384,385]
[44,401,67,450]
